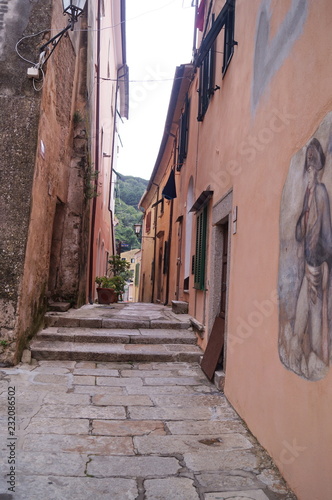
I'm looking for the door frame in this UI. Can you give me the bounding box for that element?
[207,190,232,371]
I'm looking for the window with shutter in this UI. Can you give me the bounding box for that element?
[135,263,140,286]
[178,95,190,170]
[222,1,236,75]
[197,44,215,121]
[145,211,151,233]
[194,205,208,290]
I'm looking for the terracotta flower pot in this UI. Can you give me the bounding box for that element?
[96,287,118,304]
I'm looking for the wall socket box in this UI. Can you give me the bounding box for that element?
[27,67,40,79]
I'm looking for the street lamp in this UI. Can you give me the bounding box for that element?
[133,223,142,235]
[39,0,87,64]
[62,0,87,28]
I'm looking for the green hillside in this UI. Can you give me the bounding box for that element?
[116,175,148,208]
[114,175,148,251]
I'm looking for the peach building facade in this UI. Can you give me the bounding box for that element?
[86,0,128,303]
[139,1,332,498]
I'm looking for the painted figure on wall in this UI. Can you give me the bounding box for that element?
[279,114,332,380]
[293,138,332,364]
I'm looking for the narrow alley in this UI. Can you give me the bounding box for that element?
[0,304,296,499]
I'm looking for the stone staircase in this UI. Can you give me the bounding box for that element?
[30,303,202,363]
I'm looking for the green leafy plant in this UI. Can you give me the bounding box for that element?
[95,276,115,288]
[0,340,8,347]
[84,165,100,200]
[95,275,126,293]
[95,256,130,300]
[108,255,130,276]
[73,110,84,125]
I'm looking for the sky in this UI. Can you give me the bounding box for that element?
[117,0,196,180]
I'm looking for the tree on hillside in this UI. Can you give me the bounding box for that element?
[116,175,148,208]
[114,198,142,250]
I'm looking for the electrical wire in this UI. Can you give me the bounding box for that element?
[15,1,193,93]
[15,29,50,65]
[15,0,181,48]
[101,76,183,83]
[32,67,45,92]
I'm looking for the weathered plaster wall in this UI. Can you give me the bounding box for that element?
[0,0,52,364]
[0,0,89,364]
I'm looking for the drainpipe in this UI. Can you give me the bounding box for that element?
[88,0,101,303]
[151,183,159,303]
[192,0,199,56]
[108,70,120,257]
[164,136,177,306]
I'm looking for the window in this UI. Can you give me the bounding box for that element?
[195,0,236,113]
[222,0,236,76]
[100,0,105,17]
[197,45,215,121]
[145,211,151,233]
[194,205,208,290]
[105,251,109,274]
[163,241,169,275]
[178,95,190,170]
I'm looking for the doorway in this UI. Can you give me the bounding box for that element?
[175,216,183,300]
[201,191,232,381]
[156,231,164,302]
[201,220,229,379]
[217,220,229,369]
[48,199,65,298]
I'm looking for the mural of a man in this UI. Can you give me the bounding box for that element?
[292,138,332,367]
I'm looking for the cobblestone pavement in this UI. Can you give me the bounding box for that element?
[0,358,297,500]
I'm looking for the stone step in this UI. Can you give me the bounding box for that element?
[34,327,197,345]
[30,340,202,362]
[44,314,191,330]
[48,301,71,312]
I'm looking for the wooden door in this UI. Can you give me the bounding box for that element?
[175,218,183,300]
[201,222,229,380]
[156,235,164,302]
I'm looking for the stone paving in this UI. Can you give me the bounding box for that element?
[0,304,296,499]
[0,359,296,500]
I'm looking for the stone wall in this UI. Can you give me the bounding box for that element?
[0,0,89,364]
[0,0,52,364]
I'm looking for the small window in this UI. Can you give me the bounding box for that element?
[178,95,190,170]
[222,1,236,76]
[145,211,151,233]
[194,205,208,290]
[160,197,164,215]
[100,0,105,17]
[163,241,169,275]
[197,44,215,121]
[105,251,109,274]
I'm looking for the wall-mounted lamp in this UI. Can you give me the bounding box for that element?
[133,223,142,235]
[133,222,155,239]
[62,0,87,27]
[38,0,87,66]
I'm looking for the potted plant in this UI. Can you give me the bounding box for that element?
[95,276,118,304]
[95,256,130,304]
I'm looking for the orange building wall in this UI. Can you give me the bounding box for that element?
[142,1,332,498]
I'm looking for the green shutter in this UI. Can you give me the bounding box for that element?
[135,263,140,286]
[194,205,207,290]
